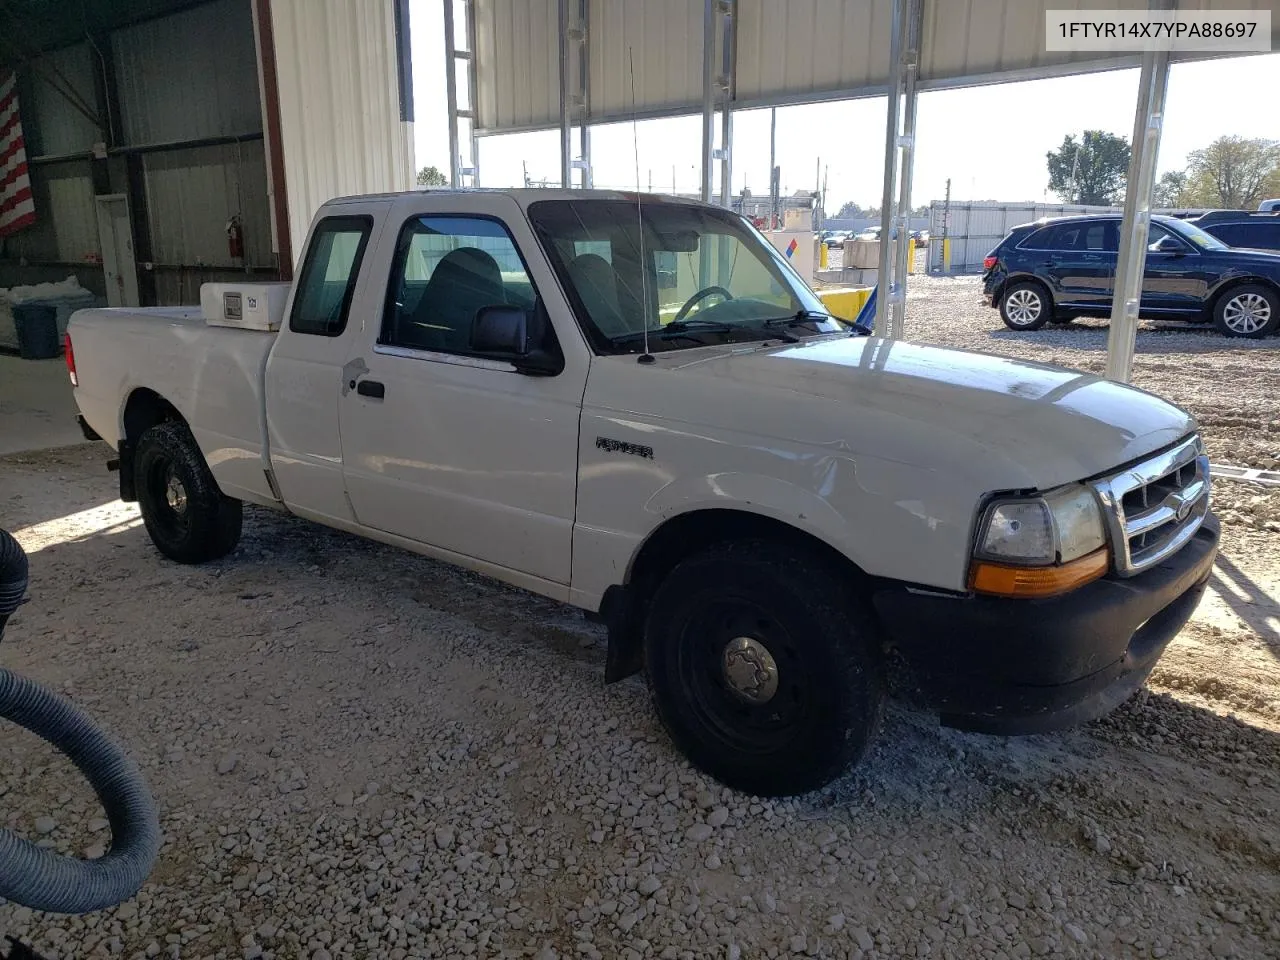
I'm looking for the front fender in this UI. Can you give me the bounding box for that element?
[635,471,863,578]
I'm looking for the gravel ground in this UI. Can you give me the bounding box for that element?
[1,277,1278,960]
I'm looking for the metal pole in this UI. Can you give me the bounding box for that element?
[443,0,461,186]
[578,0,591,187]
[464,0,480,185]
[557,0,571,187]
[1105,42,1171,382]
[874,0,904,336]
[700,0,716,203]
[890,1,919,339]
[718,0,735,208]
[769,107,777,229]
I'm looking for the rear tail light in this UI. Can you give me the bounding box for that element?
[64,333,78,387]
[983,255,999,271]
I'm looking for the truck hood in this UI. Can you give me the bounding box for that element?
[611,336,1196,490]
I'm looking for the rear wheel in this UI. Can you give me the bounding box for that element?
[1000,282,1050,331]
[644,541,885,796]
[1213,284,1278,338]
[135,421,242,564]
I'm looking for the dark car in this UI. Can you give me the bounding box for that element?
[1189,210,1280,253]
[982,214,1280,338]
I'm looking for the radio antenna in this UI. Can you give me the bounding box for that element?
[631,47,654,365]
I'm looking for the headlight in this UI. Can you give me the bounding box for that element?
[971,485,1110,597]
[976,485,1106,565]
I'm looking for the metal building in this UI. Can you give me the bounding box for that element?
[0,0,413,313]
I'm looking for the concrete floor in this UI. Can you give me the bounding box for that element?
[0,353,85,455]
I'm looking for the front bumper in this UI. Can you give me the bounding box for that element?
[872,514,1219,735]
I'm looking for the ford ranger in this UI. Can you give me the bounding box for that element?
[67,189,1218,796]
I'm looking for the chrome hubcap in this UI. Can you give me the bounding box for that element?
[1223,293,1270,334]
[1005,289,1042,325]
[165,474,188,513]
[721,636,779,704]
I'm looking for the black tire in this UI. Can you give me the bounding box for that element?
[644,540,885,796]
[1213,283,1279,339]
[999,281,1051,331]
[135,421,242,564]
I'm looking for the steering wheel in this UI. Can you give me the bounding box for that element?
[672,286,734,325]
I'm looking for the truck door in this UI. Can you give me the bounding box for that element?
[337,198,587,588]
[264,212,381,524]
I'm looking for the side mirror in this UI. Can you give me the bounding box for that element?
[471,305,529,355]
[1152,236,1184,255]
[470,305,563,376]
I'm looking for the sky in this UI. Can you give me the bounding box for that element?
[409,1,1280,209]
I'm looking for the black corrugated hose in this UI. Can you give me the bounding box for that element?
[0,528,160,915]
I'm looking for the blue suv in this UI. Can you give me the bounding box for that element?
[982,214,1280,338]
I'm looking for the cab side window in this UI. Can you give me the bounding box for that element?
[289,216,372,336]
[381,215,540,355]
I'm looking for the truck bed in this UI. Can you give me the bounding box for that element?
[68,306,278,505]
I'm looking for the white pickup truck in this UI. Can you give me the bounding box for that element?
[67,189,1219,796]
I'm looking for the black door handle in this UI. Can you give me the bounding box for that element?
[356,379,385,399]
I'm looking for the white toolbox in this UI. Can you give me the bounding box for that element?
[200,282,291,332]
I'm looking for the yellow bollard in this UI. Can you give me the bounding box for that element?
[907,238,916,275]
[942,237,951,273]
[819,240,828,270]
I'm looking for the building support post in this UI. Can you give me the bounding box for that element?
[1105,6,1171,383]
[874,0,904,336]
[558,0,571,187]
[700,0,716,203]
[888,0,920,339]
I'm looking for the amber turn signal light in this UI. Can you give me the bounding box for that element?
[969,548,1110,599]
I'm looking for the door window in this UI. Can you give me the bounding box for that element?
[289,216,373,336]
[382,215,540,355]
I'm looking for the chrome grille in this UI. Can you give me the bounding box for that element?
[1092,435,1210,576]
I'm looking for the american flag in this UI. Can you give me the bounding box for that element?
[0,69,35,236]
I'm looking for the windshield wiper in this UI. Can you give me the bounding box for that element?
[614,318,800,345]
[761,309,873,337]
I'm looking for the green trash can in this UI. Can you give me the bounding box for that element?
[12,303,60,360]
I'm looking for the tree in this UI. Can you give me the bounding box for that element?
[1153,170,1189,208]
[1182,136,1280,209]
[836,200,864,218]
[1046,131,1131,205]
[417,165,449,187]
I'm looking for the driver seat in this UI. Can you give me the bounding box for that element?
[567,253,634,339]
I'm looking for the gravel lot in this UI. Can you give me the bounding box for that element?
[1,275,1278,960]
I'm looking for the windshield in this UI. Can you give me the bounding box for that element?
[1165,218,1228,251]
[527,199,842,354]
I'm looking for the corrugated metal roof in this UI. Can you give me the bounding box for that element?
[270,0,414,265]
[113,0,263,146]
[474,0,1280,134]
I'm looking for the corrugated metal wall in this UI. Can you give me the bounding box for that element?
[25,44,100,157]
[143,139,271,267]
[735,0,894,105]
[927,201,1123,273]
[589,0,703,123]
[474,0,560,133]
[270,0,414,266]
[6,160,99,264]
[112,0,262,146]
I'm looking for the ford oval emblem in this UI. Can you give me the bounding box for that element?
[1175,500,1192,523]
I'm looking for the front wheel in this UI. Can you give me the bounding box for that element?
[644,541,885,796]
[135,421,242,564]
[1214,284,1278,338]
[999,281,1050,330]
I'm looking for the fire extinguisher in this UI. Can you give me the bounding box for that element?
[226,215,244,260]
